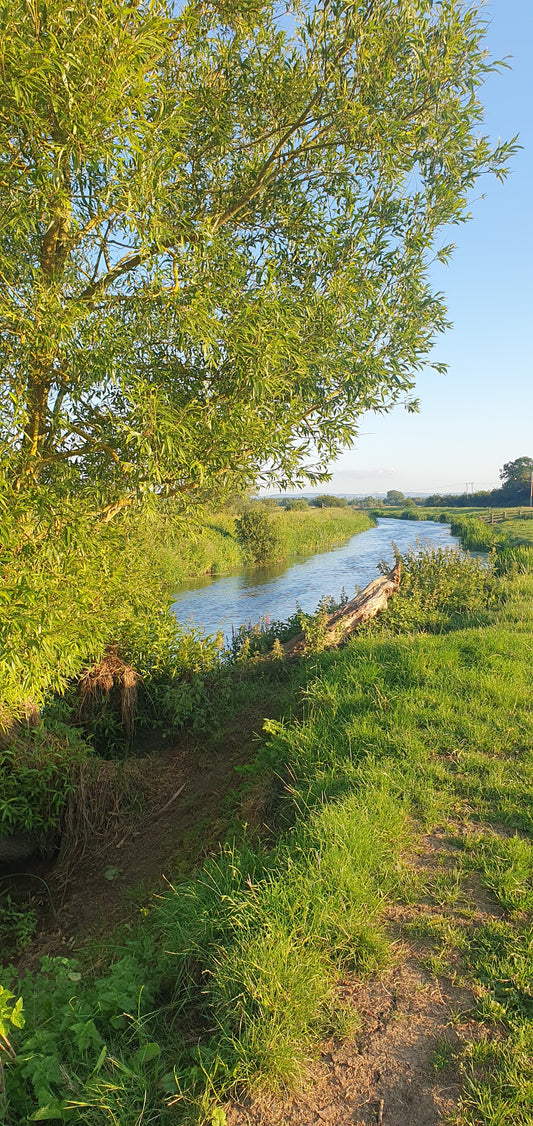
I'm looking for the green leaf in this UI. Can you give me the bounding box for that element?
[0,987,25,1037]
[133,1041,162,1068]
[30,1102,69,1122]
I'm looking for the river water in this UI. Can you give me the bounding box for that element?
[170,517,460,641]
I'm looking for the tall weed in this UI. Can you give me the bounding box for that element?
[376,544,499,632]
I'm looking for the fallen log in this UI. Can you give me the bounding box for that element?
[281,561,401,658]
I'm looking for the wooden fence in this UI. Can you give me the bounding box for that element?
[477,509,533,525]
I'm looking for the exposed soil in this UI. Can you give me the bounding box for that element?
[4,721,276,968]
[225,961,472,1126]
[224,828,504,1126]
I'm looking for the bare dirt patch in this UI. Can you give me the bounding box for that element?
[6,729,274,967]
[225,960,473,1126]
[225,827,506,1126]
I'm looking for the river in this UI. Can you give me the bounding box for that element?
[170,517,460,641]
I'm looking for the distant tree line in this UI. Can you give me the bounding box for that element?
[270,459,533,512]
[424,457,533,508]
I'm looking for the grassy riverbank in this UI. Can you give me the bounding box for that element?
[378,505,533,555]
[0,502,372,744]
[155,505,374,585]
[3,545,533,1124]
[447,513,533,555]
[378,503,533,528]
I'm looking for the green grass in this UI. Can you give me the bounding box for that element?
[156,506,374,584]
[154,512,245,584]
[378,504,533,535]
[448,513,533,558]
[272,506,373,559]
[501,518,533,547]
[4,548,533,1124]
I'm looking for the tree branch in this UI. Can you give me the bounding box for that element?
[211,90,325,232]
[77,248,145,300]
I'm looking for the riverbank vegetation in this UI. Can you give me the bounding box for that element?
[3,548,533,1125]
[377,493,533,554]
[0,502,372,842]
[0,499,370,716]
[167,505,373,581]
[0,0,523,1120]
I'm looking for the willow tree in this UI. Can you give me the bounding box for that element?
[0,0,513,517]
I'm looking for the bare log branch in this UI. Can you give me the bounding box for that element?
[282,562,401,658]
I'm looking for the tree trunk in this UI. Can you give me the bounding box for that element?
[21,162,71,466]
[23,366,54,459]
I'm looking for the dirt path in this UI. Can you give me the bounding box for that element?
[3,764,513,1123]
[225,828,502,1126]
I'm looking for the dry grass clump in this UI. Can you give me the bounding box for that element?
[0,700,41,752]
[79,645,141,744]
[57,757,151,876]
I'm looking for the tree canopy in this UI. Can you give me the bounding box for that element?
[498,457,531,502]
[0,0,514,518]
[386,490,405,505]
[498,457,531,488]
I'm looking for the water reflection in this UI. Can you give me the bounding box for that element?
[170,517,460,640]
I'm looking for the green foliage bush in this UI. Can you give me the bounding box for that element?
[43,612,227,757]
[309,494,347,508]
[0,897,38,954]
[0,722,90,837]
[0,482,179,725]
[235,509,280,563]
[377,544,499,633]
[3,939,168,1124]
[282,498,309,511]
[386,490,405,505]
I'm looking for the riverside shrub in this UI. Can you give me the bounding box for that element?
[309,494,347,508]
[235,509,280,562]
[376,545,499,633]
[283,499,309,510]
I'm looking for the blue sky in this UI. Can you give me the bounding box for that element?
[312,1,533,497]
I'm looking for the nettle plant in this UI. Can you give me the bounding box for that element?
[377,544,499,632]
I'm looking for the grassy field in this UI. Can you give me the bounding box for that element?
[379,503,533,526]
[3,546,533,1124]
